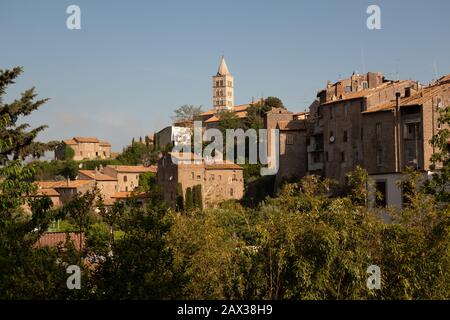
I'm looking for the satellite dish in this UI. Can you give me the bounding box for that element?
[329,136,335,143]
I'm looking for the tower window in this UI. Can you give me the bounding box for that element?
[343,130,348,142]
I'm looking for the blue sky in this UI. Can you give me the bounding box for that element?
[1,0,449,151]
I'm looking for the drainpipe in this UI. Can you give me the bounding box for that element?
[395,92,401,172]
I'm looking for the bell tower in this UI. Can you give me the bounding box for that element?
[212,55,234,112]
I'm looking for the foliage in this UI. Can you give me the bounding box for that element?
[427,105,450,203]
[264,96,285,109]
[0,67,58,161]
[116,141,158,166]
[171,104,203,123]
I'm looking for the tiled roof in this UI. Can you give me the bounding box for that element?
[74,137,100,143]
[199,102,254,117]
[36,180,94,189]
[322,80,412,106]
[63,139,77,145]
[204,115,220,123]
[34,232,85,251]
[362,83,447,114]
[35,188,60,197]
[78,170,117,181]
[111,191,149,199]
[106,165,157,173]
[277,120,307,131]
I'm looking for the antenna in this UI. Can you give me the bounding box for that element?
[433,59,439,80]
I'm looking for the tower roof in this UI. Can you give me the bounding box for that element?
[217,55,231,76]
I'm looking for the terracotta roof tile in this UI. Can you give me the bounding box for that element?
[78,170,117,181]
[36,180,94,189]
[34,232,85,251]
[106,165,157,173]
[74,137,99,143]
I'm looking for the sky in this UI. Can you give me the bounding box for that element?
[1,0,449,151]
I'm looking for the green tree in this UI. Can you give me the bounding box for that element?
[264,96,285,109]
[92,201,184,299]
[171,104,203,123]
[427,105,450,203]
[0,67,58,161]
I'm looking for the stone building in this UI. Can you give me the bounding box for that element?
[102,165,157,192]
[273,71,449,207]
[78,169,118,204]
[35,180,96,205]
[157,152,244,207]
[55,137,111,161]
[361,75,449,207]
[309,72,420,182]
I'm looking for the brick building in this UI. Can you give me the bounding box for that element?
[101,165,157,193]
[274,71,449,207]
[55,137,111,161]
[157,152,244,207]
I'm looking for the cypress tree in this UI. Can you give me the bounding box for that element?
[185,187,193,210]
[176,183,184,211]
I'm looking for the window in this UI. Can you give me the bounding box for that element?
[125,187,128,192]
[344,103,348,118]
[375,181,387,207]
[230,188,234,197]
[376,148,382,166]
[219,80,223,86]
[123,175,127,182]
[215,81,219,87]
[329,107,333,119]
[211,174,215,181]
[96,152,99,156]
[343,130,348,143]
[362,82,369,89]
[361,127,364,141]
[341,151,345,163]
[196,174,201,180]
[405,88,411,97]
[325,151,329,162]
[376,123,382,141]
[345,86,352,93]
[191,172,195,179]
[286,134,294,145]
[232,174,237,181]
[218,175,222,181]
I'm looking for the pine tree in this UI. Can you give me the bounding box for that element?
[0,67,58,161]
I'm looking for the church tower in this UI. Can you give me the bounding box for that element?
[212,55,234,112]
